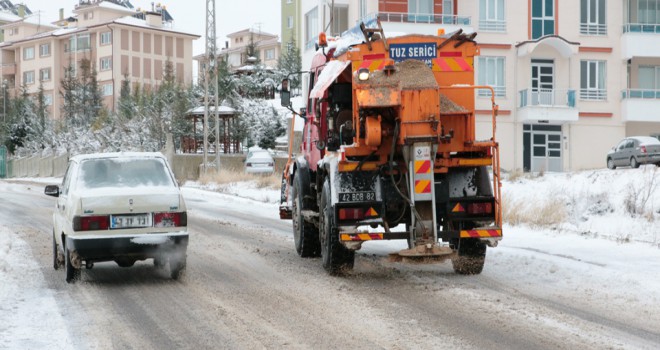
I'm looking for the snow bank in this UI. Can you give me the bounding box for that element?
[0,226,73,349]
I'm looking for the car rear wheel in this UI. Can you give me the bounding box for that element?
[52,232,63,270]
[607,158,616,170]
[170,248,187,280]
[65,245,80,283]
[631,157,640,168]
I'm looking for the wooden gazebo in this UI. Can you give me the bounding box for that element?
[183,105,240,154]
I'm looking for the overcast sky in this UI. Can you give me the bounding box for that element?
[19,0,282,56]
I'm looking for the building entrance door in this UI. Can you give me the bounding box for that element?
[524,124,562,172]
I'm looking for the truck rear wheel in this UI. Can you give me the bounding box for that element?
[292,174,320,257]
[451,238,486,275]
[320,180,354,274]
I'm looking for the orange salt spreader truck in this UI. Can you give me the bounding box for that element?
[279,18,502,275]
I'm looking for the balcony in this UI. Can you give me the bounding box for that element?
[621,89,660,122]
[0,63,15,76]
[621,23,660,59]
[518,88,578,124]
[368,12,473,36]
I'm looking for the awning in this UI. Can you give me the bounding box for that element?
[516,35,580,58]
[309,60,351,99]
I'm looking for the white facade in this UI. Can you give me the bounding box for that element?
[294,0,660,172]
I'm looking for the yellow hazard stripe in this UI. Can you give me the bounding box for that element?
[414,179,431,194]
[340,233,384,241]
[459,229,502,238]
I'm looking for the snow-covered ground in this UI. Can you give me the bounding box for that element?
[2,165,660,348]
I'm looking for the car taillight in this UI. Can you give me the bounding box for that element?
[641,145,647,153]
[154,212,187,227]
[73,215,110,231]
[467,202,493,215]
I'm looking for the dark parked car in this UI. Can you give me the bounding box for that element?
[607,136,660,169]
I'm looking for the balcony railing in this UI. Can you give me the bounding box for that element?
[478,19,505,32]
[375,12,471,26]
[477,86,506,97]
[580,23,606,35]
[580,89,606,100]
[519,88,576,108]
[623,23,660,33]
[621,89,660,99]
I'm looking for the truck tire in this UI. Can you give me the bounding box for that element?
[320,180,354,274]
[65,244,80,283]
[292,174,320,257]
[451,238,486,275]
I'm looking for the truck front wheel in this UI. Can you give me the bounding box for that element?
[320,180,354,274]
[292,174,320,257]
[451,238,486,275]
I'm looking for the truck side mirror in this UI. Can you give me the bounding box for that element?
[281,78,291,107]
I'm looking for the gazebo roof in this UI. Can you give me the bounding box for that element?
[186,105,237,116]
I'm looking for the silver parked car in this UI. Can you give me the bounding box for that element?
[245,149,275,174]
[607,136,660,169]
[45,152,188,283]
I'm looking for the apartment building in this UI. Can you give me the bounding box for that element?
[293,0,660,172]
[0,0,199,120]
[194,28,281,79]
[281,0,303,52]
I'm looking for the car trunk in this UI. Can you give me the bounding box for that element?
[80,188,181,215]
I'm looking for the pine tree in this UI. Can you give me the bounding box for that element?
[118,74,134,120]
[244,32,260,65]
[60,63,79,126]
[278,35,302,90]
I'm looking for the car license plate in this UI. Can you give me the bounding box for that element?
[339,191,376,203]
[111,214,151,229]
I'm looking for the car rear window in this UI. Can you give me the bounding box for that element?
[78,158,176,189]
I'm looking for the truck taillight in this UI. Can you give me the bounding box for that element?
[73,215,110,231]
[154,212,187,227]
[339,208,364,220]
[467,203,493,215]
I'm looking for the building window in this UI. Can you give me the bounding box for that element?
[331,6,348,36]
[44,94,52,106]
[265,49,275,60]
[84,11,93,20]
[638,66,660,91]
[39,43,50,57]
[479,0,506,32]
[287,0,292,3]
[101,31,112,45]
[638,0,660,24]
[359,0,367,20]
[102,83,113,96]
[39,68,51,82]
[477,56,506,97]
[305,7,318,50]
[580,0,606,35]
[100,57,112,71]
[531,0,555,39]
[9,27,18,36]
[580,60,606,100]
[23,71,34,85]
[23,47,34,60]
[287,16,294,29]
[69,34,91,52]
[408,0,433,22]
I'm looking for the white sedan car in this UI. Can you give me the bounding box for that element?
[45,152,188,283]
[245,150,275,174]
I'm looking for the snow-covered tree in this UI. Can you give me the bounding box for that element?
[278,35,302,91]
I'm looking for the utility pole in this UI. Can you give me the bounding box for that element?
[204,0,218,173]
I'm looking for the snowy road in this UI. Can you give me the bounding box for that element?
[2,180,660,349]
